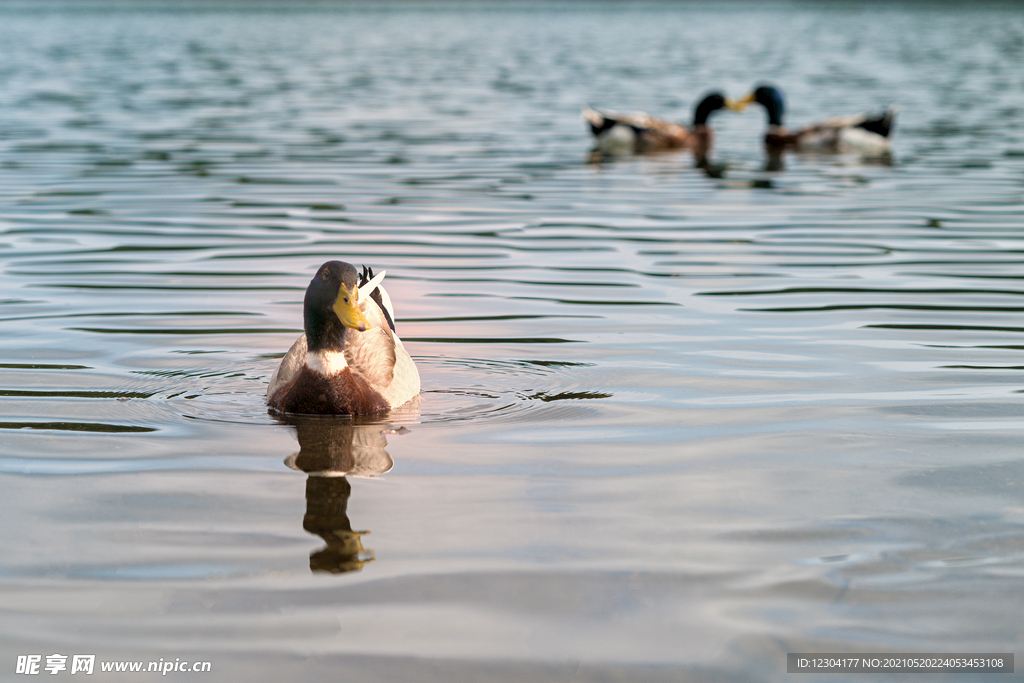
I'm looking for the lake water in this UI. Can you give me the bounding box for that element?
[1,1,1024,681]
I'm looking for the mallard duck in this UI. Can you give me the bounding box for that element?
[267,261,420,415]
[582,92,738,156]
[736,84,897,155]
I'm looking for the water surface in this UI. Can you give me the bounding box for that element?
[1,2,1024,681]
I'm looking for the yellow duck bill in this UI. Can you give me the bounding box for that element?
[333,283,371,331]
[726,94,752,111]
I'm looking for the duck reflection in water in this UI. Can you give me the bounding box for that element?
[280,415,399,574]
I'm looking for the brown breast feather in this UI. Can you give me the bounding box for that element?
[268,365,388,416]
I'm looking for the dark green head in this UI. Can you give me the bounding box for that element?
[693,92,728,127]
[745,84,786,126]
[303,260,370,352]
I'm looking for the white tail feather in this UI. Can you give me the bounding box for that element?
[357,268,397,323]
[359,269,386,302]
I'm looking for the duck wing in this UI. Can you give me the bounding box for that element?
[582,107,690,149]
[268,333,307,399]
[344,289,420,408]
[344,298,398,389]
[794,106,898,148]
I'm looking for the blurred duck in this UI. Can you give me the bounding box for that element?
[268,261,420,415]
[582,92,739,157]
[736,84,897,155]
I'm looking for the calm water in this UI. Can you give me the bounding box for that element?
[2,1,1024,681]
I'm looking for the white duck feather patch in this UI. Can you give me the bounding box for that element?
[304,349,349,375]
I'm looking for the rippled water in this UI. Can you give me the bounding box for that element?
[2,2,1024,681]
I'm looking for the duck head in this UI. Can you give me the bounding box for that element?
[304,260,371,352]
[693,92,732,127]
[736,84,786,127]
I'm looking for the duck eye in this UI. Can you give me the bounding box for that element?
[320,269,330,280]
